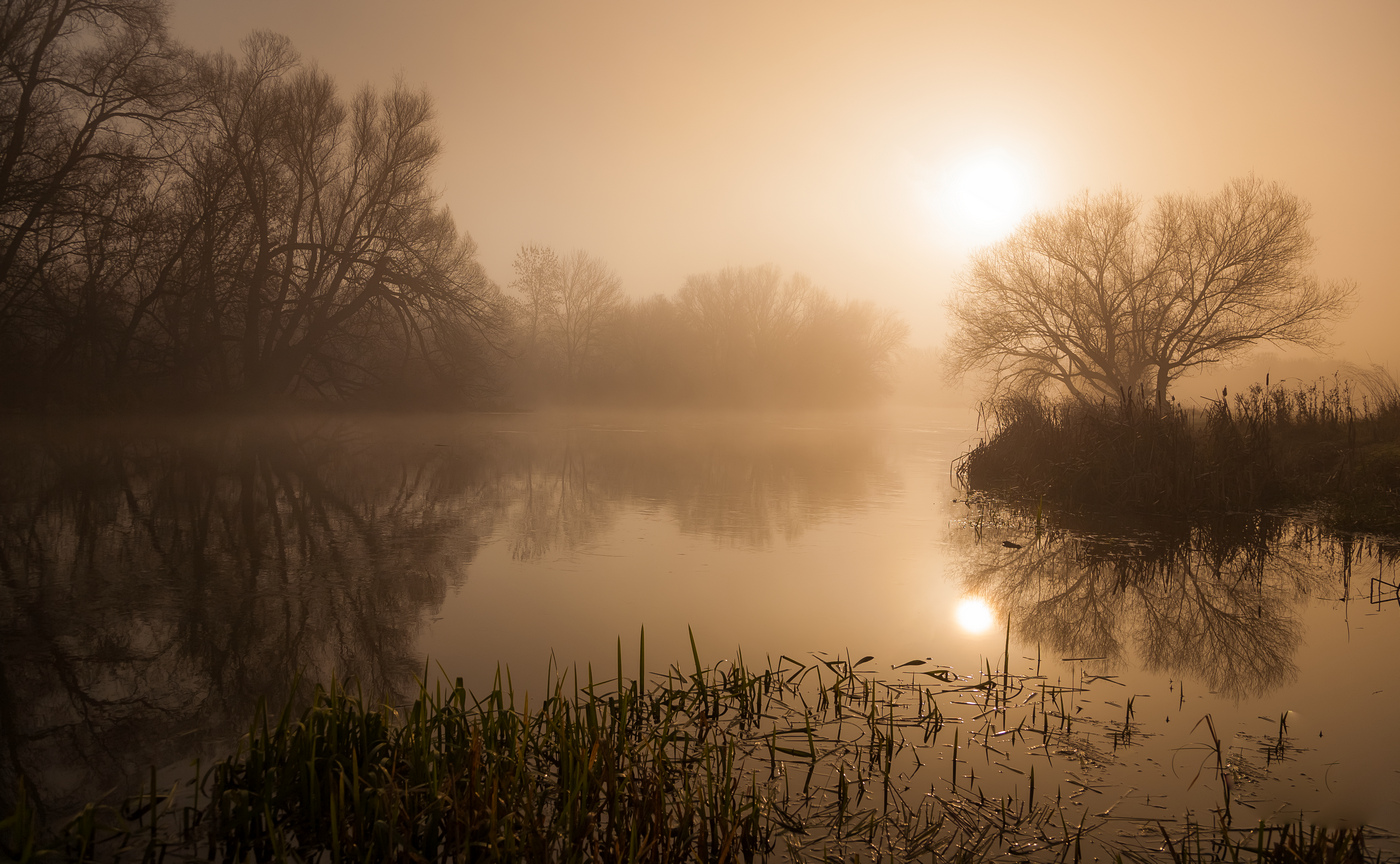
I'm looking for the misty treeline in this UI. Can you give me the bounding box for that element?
[506,251,908,406]
[0,2,906,410]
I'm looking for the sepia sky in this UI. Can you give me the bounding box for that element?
[170,1,1400,362]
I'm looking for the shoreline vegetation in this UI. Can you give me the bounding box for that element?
[3,634,1389,863]
[956,368,1400,537]
[2,2,913,416]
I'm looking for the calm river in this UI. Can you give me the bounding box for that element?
[2,408,1397,852]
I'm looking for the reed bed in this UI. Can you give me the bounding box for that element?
[957,368,1400,534]
[3,631,1389,863]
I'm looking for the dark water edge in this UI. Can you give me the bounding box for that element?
[958,389,1400,536]
[2,410,1398,857]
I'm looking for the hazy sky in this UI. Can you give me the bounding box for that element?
[170,1,1399,361]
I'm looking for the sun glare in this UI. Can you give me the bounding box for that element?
[954,597,995,635]
[918,147,1034,248]
[952,151,1027,221]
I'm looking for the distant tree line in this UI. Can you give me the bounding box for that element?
[504,251,908,406]
[0,2,908,410]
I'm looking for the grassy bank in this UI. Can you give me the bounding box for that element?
[957,370,1400,534]
[3,633,1390,863]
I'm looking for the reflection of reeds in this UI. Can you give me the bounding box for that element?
[1154,817,1371,864]
[958,369,1400,534]
[6,634,1383,863]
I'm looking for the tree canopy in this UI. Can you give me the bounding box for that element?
[2,3,906,410]
[1,9,505,407]
[946,177,1355,405]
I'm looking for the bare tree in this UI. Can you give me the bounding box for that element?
[676,265,907,404]
[0,0,184,289]
[0,0,193,401]
[0,13,503,407]
[507,245,621,390]
[947,178,1354,405]
[182,32,503,398]
[552,249,622,384]
[677,264,817,390]
[509,244,561,363]
[1141,177,1355,404]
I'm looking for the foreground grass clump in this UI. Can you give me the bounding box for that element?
[958,369,1400,533]
[4,635,1391,863]
[1,640,992,863]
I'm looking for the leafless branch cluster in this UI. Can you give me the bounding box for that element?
[2,8,506,406]
[946,177,1355,405]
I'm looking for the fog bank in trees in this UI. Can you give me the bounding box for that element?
[504,255,908,407]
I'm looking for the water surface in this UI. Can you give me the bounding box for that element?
[2,408,1396,851]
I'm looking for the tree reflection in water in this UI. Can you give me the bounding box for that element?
[0,415,892,819]
[503,424,888,560]
[0,417,508,819]
[955,505,1392,701]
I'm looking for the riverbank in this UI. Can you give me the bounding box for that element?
[956,372,1400,535]
[4,638,1391,863]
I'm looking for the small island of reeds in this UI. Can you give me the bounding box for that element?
[956,368,1400,536]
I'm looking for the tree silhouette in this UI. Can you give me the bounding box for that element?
[947,177,1353,405]
[0,0,194,403]
[506,246,624,398]
[1,16,505,407]
[185,33,503,398]
[674,265,907,405]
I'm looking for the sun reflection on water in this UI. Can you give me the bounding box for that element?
[955,596,995,634]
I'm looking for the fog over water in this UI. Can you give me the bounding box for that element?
[3,410,1397,847]
[5,2,1400,856]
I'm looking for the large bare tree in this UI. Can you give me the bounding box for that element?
[0,0,193,400]
[2,15,504,405]
[181,32,503,398]
[0,0,185,288]
[947,177,1354,405]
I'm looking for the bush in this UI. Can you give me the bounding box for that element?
[958,370,1400,533]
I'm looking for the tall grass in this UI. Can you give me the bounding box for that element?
[4,633,1388,862]
[957,367,1400,533]
[1,635,986,863]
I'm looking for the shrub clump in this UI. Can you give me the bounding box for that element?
[957,370,1400,533]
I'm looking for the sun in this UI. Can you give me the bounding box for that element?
[917,147,1035,248]
[951,150,1030,225]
